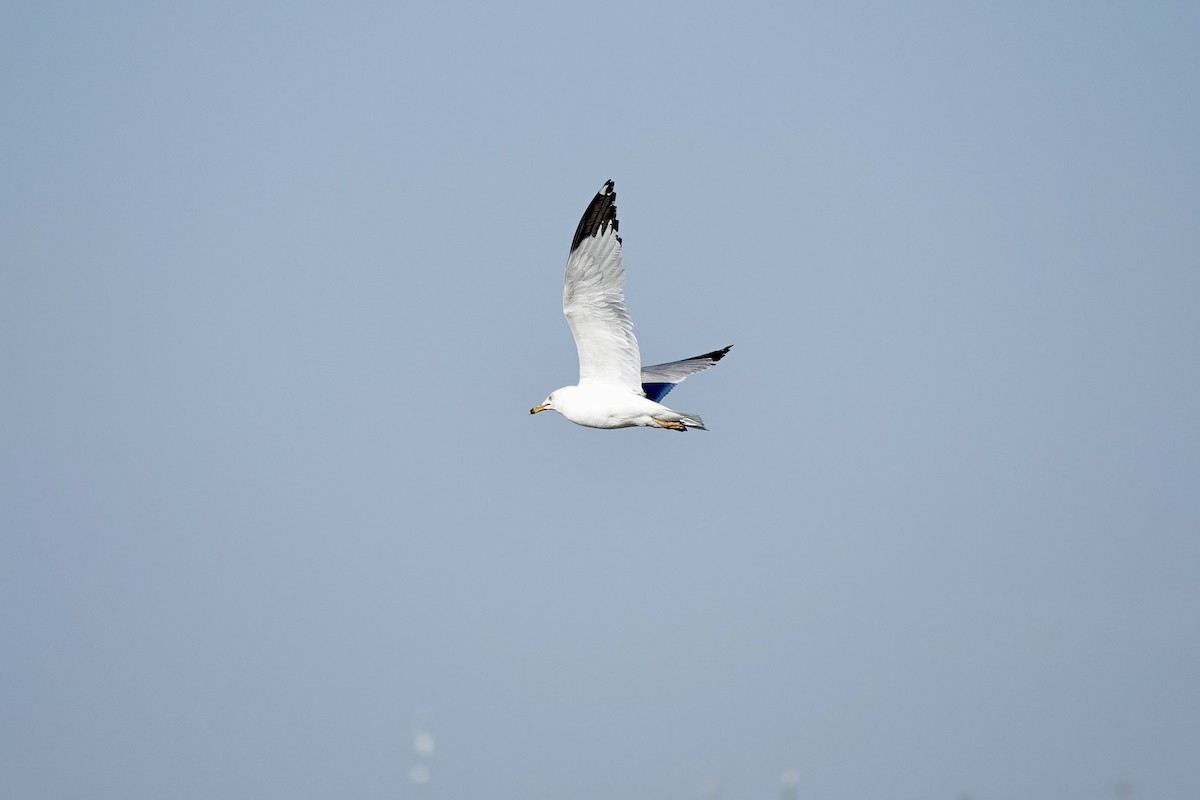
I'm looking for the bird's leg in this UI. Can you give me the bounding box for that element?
[654,418,687,431]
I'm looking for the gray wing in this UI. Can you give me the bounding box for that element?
[562,180,642,390]
[641,346,733,402]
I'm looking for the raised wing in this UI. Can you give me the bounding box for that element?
[641,346,733,402]
[562,180,642,390]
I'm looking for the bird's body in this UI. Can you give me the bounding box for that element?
[530,181,730,432]
[539,383,706,431]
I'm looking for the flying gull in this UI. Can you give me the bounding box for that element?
[530,180,731,431]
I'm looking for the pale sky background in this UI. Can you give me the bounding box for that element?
[2,3,1198,800]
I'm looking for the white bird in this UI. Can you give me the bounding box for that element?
[530,180,731,431]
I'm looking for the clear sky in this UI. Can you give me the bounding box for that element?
[2,2,1198,799]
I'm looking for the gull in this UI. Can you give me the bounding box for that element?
[530,180,731,431]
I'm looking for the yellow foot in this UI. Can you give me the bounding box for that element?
[654,418,687,431]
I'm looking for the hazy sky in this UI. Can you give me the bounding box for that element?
[2,3,1198,800]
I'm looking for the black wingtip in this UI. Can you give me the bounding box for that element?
[570,179,621,252]
[703,345,734,362]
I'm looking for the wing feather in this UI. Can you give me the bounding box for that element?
[641,346,733,385]
[562,181,642,390]
[640,346,733,401]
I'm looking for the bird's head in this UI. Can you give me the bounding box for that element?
[529,392,556,416]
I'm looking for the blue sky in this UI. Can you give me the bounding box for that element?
[2,3,1198,799]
